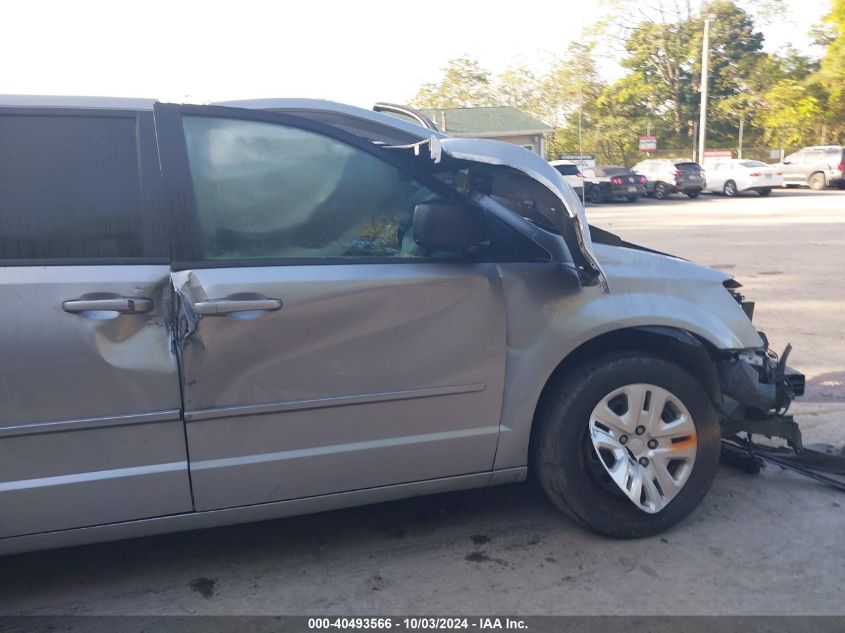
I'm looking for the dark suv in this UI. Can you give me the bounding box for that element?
[774,145,845,190]
[632,159,706,199]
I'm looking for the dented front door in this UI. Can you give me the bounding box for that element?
[157,104,507,511]
[172,265,506,511]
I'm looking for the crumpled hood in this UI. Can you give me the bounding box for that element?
[433,137,607,290]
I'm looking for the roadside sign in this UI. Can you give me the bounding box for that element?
[639,136,657,152]
[557,153,596,169]
[701,149,733,166]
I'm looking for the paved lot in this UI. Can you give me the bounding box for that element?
[2,190,843,616]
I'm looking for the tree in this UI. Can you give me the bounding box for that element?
[757,80,825,147]
[537,44,606,158]
[811,0,845,142]
[712,47,816,149]
[594,76,656,164]
[620,17,697,147]
[410,58,496,109]
[593,0,766,149]
[496,65,543,114]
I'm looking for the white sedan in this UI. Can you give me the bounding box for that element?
[703,159,783,196]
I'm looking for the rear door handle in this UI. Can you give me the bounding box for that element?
[62,297,153,314]
[192,298,282,315]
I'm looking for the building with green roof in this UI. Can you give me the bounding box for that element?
[418,106,552,157]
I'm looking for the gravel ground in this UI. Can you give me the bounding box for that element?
[1,189,843,616]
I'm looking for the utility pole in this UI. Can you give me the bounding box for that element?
[738,116,744,159]
[692,121,702,164]
[697,15,714,164]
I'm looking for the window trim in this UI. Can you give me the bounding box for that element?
[0,107,170,266]
[156,103,543,269]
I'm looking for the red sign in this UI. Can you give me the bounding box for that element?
[703,149,732,158]
[639,136,657,151]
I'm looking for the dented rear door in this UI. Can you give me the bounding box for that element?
[0,108,192,539]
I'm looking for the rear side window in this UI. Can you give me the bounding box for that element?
[0,113,144,261]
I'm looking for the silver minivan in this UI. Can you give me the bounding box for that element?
[0,96,803,554]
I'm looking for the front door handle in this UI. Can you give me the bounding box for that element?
[62,297,153,314]
[193,298,282,315]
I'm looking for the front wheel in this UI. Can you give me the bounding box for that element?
[654,182,668,200]
[532,353,721,538]
[758,188,772,196]
[723,180,737,197]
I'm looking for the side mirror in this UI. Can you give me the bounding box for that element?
[413,201,489,255]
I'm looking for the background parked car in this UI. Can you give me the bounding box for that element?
[703,159,782,196]
[772,145,845,190]
[549,160,584,199]
[582,166,646,203]
[632,158,705,199]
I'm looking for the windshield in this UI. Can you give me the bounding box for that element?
[741,160,768,168]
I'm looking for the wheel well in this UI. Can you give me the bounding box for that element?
[527,327,724,471]
[534,326,723,426]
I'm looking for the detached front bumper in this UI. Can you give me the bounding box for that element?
[715,338,845,490]
[718,345,804,415]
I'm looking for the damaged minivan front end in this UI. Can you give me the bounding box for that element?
[409,132,842,491]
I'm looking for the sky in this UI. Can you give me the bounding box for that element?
[0,0,832,109]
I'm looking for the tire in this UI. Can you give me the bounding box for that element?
[532,352,721,538]
[723,180,737,197]
[654,182,668,200]
[626,194,639,202]
[808,172,826,191]
[588,185,604,204]
[758,188,772,196]
[686,190,700,199]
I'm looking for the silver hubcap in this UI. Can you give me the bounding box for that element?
[588,384,697,514]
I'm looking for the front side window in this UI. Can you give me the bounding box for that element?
[182,116,441,260]
[0,114,143,261]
